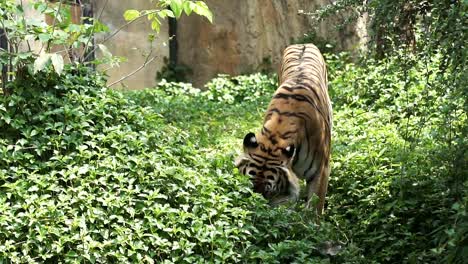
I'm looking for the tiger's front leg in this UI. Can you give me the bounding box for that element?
[269,171,300,206]
[305,164,330,215]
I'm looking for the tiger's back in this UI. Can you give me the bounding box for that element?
[236,44,332,214]
[274,44,332,182]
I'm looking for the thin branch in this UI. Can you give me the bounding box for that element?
[80,0,109,62]
[106,50,157,88]
[18,0,32,52]
[83,10,160,62]
[0,18,13,48]
[42,0,65,54]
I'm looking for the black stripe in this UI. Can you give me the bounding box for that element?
[267,108,311,121]
[249,154,264,164]
[249,163,264,170]
[282,85,310,93]
[269,136,278,145]
[299,45,306,60]
[248,163,279,173]
[274,92,315,106]
[271,93,331,133]
[251,153,274,162]
[293,144,301,165]
[280,80,324,105]
[279,130,297,139]
[279,170,289,194]
[266,160,282,166]
[268,151,280,158]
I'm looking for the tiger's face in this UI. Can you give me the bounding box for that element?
[235,132,296,200]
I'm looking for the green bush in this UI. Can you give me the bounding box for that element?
[0,67,354,263]
[326,52,467,263]
[1,50,466,263]
[203,73,278,104]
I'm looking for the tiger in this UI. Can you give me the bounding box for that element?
[235,43,332,215]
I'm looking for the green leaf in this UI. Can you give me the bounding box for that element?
[183,1,193,16]
[157,9,175,19]
[67,23,82,33]
[123,9,141,21]
[170,0,183,18]
[93,20,110,33]
[151,19,161,33]
[193,1,213,23]
[33,53,52,74]
[38,33,52,43]
[51,53,64,75]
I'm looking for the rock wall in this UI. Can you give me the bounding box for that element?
[94,0,169,89]
[22,0,169,89]
[177,0,368,87]
[22,0,367,89]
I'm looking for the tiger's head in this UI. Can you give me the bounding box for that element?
[235,132,300,203]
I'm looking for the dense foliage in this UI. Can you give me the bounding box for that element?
[327,53,467,263]
[0,0,465,263]
[0,67,339,263]
[1,48,466,262]
[311,1,468,261]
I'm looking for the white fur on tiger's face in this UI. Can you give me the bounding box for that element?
[235,44,332,214]
[235,132,300,204]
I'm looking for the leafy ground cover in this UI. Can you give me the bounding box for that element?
[0,54,466,263]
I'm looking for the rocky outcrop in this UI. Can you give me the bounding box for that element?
[177,0,368,87]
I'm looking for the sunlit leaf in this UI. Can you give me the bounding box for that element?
[193,1,212,23]
[51,53,64,75]
[169,0,183,18]
[183,1,193,16]
[157,9,175,19]
[123,9,140,21]
[151,19,161,33]
[33,52,52,74]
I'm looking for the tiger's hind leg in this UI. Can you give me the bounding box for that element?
[305,164,330,215]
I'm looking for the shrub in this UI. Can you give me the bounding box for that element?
[326,51,467,263]
[1,69,354,263]
[0,52,465,263]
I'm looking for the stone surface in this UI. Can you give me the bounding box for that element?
[177,0,368,87]
[94,0,169,89]
[22,0,169,89]
[22,0,367,89]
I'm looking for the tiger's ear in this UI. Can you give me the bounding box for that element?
[282,145,296,159]
[243,132,258,149]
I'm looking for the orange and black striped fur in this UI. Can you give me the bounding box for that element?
[235,44,332,214]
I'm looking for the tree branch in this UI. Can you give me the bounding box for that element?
[83,10,160,62]
[106,49,157,88]
[42,0,65,54]
[80,0,109,62]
